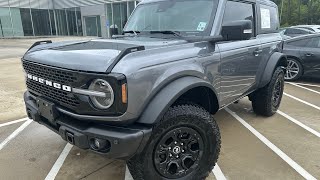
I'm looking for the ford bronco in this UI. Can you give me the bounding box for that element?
[23,0,286,179]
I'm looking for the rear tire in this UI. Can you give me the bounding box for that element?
[251,67,284,117]
[127,104,221,180]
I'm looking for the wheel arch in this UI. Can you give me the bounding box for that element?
[137,76,219,125]
[258,52,287,88]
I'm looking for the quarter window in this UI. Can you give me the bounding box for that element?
[259,5,279,32]
[222,1,254,36]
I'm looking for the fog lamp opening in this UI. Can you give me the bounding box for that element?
[89,138,111,152]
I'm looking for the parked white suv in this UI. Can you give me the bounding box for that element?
[292,25,320,33]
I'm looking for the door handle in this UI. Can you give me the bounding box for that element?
[253,49,263,56]
[305,53,314,57]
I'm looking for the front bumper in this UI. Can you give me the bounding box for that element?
[24,91,151,159]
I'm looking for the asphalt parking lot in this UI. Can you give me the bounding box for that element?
[0,37,319,180]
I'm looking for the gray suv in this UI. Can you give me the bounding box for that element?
[23,0,286,179]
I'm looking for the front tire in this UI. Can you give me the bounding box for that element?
[127,105,221,180]
[251,67,285,117]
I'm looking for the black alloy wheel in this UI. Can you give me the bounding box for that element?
[154,127,204,178]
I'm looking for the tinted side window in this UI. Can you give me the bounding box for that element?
[293,29,307,34]
[287,39,309,47]
[222,1,254,35]
[285,28,308,35]
[308,37,320,48]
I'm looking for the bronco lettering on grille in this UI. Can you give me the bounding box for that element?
[27,73,72,92]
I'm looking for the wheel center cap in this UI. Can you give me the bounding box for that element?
[172,146,181,154]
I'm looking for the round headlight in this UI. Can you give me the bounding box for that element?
[89,79,114,109]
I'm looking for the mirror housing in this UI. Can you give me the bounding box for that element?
[221,20,253,41]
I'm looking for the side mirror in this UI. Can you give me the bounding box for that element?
[221,20,253,41]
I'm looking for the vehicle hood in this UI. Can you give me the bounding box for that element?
[23,37,186,72]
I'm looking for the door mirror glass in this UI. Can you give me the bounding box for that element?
[221,20,252,41]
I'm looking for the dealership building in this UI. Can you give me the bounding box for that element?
[0,0,139,38]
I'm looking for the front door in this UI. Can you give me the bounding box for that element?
[217,0,262,106]
[299,36,320,75]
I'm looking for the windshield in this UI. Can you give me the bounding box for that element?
[124,0,217,36]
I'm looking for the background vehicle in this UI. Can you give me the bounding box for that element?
[23,0,285,179]
[283,34,320,80]
[292,25,320,33]
[280,27,315,37]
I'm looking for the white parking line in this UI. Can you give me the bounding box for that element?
[124,162,226,180]
[284,93,320,111]
[294,82,320,88]
[0,119,32,151]
[45,143,73,180]
[0,117,28,128]
[125,165,134,180]
[212,164,227,180]
[225,108,317,180]
[286,82,320,95]
[277,110,320,138]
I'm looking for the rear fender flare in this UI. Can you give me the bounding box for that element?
[258,52,287,88]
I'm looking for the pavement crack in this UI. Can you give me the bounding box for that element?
[78,160,116,180]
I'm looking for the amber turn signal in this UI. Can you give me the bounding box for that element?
[122,83,127,104]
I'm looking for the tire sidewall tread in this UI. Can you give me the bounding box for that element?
[127,105,221,180]
[251,67,285,116]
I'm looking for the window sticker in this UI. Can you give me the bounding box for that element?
[197,22,207,31]
[261,8,271,29]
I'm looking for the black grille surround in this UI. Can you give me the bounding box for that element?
[23,60,127,116]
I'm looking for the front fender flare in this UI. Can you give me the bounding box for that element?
[137,76,217,125]
[258,52,287,88]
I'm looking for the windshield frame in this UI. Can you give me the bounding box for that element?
[123,0,219,37]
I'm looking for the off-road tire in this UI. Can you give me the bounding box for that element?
[251,67,284,117]
[127,104,221,180]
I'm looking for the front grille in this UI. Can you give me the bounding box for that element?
[23,61,77,84]
[23,61,80,108]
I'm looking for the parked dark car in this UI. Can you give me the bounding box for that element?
[283,34,320,80]
[280,27,315,38]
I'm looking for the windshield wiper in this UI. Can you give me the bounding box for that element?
[113,30,140,39]
[149,30,183,37]
[123,30,140,35]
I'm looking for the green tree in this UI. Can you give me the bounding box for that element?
[273,0,320,26]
